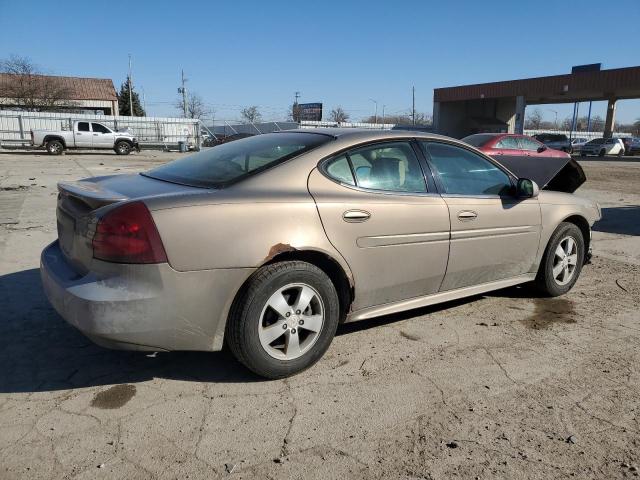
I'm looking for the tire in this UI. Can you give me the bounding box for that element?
[226,261,340,379]
[46,140,64,155]
[114,141,132,155]
[598,149,606,157]
[535,222,585,297]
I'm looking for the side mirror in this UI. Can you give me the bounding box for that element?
[517,178,539,198]
[537,145,547,153]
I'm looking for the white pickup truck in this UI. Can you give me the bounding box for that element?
[31,121,139,155]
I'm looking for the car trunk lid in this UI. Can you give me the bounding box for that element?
[56,173,204,273]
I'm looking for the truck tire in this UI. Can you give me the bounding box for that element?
[114,141,132,155]
[46,140,64,155]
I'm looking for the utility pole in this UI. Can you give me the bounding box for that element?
[412,86,416,125]
[128,54,133,116]
[180,70,188,118]
[382,105,386,129]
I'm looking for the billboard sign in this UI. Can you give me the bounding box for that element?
[298,103,323,121]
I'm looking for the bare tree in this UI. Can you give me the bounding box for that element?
[362,111,432,126]
[525,108,543,129]
[0,54,77,111]
[329,106,349,123]
[174,92,210,119]
[240,105,262,124]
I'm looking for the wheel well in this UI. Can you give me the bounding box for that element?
[115,138,133,145]
[563,215,591,259]
[265,250,353,320]
[44,136,65,147]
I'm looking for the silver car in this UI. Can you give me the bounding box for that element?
[41,129,601,378]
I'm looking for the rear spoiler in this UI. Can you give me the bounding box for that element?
[58,180,128,210]
[492,155,586,193]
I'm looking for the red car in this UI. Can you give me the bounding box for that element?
[462,133,570,158]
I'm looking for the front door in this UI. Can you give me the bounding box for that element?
[91,122,115,148]
[308,141,451,311]
[419,140,541,291]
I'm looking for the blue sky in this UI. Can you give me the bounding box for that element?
[1,0,639,124]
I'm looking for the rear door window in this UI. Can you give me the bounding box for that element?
[77,122,90,132]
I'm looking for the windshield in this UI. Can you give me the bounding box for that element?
[144,132,332,188]
[461,134,497,147]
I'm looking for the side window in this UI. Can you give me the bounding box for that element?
[348,142,426,192]
[91,123,111,134]
[325,155,355,185]
[422,142,512,196]
[495,136,520,149]
[519,137,542,151]
[77,122,90,132]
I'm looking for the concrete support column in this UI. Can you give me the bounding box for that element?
[603,98,617,138]
[432,101,441,133]
[513,96,525,134]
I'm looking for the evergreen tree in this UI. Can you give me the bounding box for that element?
[117,78,146,116]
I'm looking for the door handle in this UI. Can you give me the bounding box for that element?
[93,133,99,136]
[457,210,478,221]
[343,210,371,222]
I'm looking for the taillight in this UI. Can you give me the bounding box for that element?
[92,201,168,264]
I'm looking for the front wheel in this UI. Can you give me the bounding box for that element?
[114,141,132,155]
[226,261,340,379]
[535,222,585,297]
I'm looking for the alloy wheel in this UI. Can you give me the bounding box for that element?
[258,283,324,360]
[552,236,578,286]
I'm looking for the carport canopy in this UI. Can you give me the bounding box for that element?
[433,66,640,138]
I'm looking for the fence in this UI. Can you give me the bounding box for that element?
[0,110,201,149]
[524,129,632,140]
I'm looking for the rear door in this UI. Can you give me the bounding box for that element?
[308,140,450,311]
[91,122,116,148]
[419,141,541,291]
[74,122,92,147]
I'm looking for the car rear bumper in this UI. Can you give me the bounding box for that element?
[40,240,253,352]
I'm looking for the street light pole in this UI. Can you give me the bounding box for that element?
[128,54,133,116]
[382,105,386,129]
[369,98,378,124]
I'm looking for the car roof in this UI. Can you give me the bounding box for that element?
[283,128,453,143]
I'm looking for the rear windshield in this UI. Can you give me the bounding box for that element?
[461,134,497,147]
[144,132,332,188]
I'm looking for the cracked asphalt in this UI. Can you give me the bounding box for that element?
[1,149,639,479]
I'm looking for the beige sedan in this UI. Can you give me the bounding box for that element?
[41,129,601,378]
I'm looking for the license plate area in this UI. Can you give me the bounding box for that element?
[57,208,76,257]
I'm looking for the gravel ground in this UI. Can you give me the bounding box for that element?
[0,150,639,479]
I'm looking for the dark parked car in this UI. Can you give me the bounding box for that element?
[533,133,572,153]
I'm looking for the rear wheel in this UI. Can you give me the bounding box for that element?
[535,222,584,297]
[46,140,64,155]
[226,261,340,379]
[115,141,132,155]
